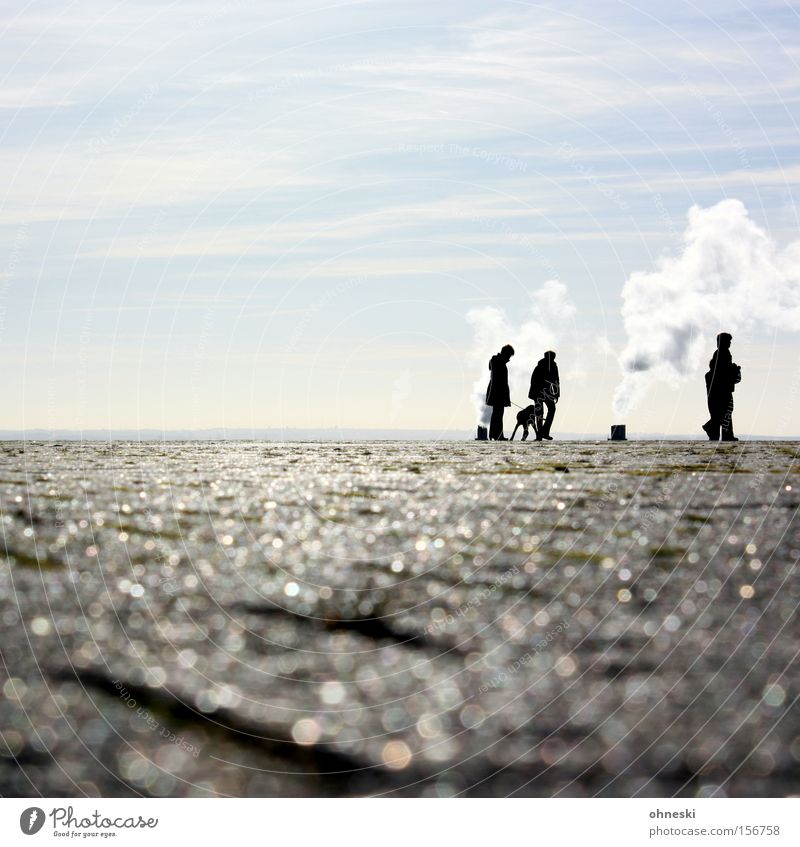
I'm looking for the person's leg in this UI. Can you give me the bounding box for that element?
[495,406,506,440]
[489,405,505,440]
[533,397,544,440]
[541,398,556,439]
[489,406,499,439]
[704,397,721,440]
[721,395,737,440]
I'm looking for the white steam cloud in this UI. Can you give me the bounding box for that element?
[468,280,576,425]
[614,199,800,416]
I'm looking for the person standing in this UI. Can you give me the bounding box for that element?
[703,332,741,441]
[528,350,560,440]
[486,344,514,440]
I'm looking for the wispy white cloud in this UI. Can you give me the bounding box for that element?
[2,0,799,431]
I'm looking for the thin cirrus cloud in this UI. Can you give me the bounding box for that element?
[79,195,546,258]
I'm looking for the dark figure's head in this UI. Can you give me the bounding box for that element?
[544,350,556,364]
[500,344,515,361]
[716,332,732,350]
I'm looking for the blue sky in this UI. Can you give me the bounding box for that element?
[2,0,799,434]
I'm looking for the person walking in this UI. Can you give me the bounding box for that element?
[486,344,514,440]
[528,350,560,440]
[703,332,740,441]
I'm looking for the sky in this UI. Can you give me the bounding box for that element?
[1,0,799,436]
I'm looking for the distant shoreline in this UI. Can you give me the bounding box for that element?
[0,430,797,442]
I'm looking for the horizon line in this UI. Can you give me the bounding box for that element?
[1,428,797,442]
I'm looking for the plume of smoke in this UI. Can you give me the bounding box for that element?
[614,199,800,417]
[467,280,576,425]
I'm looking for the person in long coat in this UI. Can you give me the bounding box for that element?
[486,344,514,440]
[703,332,740,441]
[528,350,560,440]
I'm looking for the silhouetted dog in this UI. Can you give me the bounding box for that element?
[510,405,537,441]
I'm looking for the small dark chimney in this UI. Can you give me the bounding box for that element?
[609,424,627,441]
[476,426,488,441]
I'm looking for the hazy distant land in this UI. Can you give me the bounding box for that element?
[1,429,797,441]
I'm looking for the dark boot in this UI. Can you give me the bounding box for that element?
[721,425,738,441]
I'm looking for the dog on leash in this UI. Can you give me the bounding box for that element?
[510,405,537,441]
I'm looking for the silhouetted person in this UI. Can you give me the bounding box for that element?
[528,350,560,440]
[703,333,740,441]
[486,344,514,440]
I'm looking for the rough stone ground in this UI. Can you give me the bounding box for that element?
[0,440,798,797]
